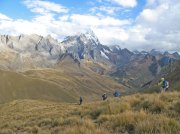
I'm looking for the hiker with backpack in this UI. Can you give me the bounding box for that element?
[158,78,169,93]
[113,90,120,97]
[79,96,83,105]
[102,93,107,101]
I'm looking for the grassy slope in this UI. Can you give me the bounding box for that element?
[0,69,75,103]
[20,56,124,102]
[22,68,124,100]
[0,92,179,134]
[0,60,124,103]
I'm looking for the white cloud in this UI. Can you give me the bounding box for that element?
[23,0,68,14]
[92,0,180,52]
[90,6,122,15]
[111,0,137,7]
[95,27,129,44]
[97,0,137,8]
[146,0,157,6]
[70,14,130,27]
[90,0,180,52]
[137,4,169,24]
[138,9,158,22]
[132,0,180,51]
[100,0,138,8]
[0,13,12,21]
[59,15,69,21]
[0,0,180,52]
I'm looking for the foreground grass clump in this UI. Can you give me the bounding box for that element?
[0,92,180,134]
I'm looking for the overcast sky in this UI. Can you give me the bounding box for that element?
[0,0,179,52]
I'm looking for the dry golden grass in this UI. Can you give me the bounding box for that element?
[0,92,179,134]
[0,67,124,103]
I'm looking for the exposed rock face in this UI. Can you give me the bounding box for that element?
[61,31,111,63]
[0,34,62,57]
[0,34,63,70]
[109,50,179,89]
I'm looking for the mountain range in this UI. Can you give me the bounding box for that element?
[0,31,179,102]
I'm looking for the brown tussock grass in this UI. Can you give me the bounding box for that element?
[0,91,179,134]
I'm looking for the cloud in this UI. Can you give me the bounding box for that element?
[70,14,130,27]
[98,0,137,8]
[93,0,180,52]
[90,6,122,15]
[146,0,157,6]
[111,0,137,7]
[133,0,180,51]
[0,13,12,21]
[138,9,159,22]
[94,27,129,44]
[23,0,68,14]
[0,0,179,52]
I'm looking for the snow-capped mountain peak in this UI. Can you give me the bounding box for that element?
[61,30,101,49]
[83,30,99,44]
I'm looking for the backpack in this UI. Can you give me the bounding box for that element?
[80,96,83,101]
[162,80,168,88]
[102,94,107,100]
[114,91,119,97]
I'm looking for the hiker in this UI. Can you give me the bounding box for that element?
[158,78,169,93]
[79,96,83,105]
[113,90,120,97]
[102,93,107,101]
